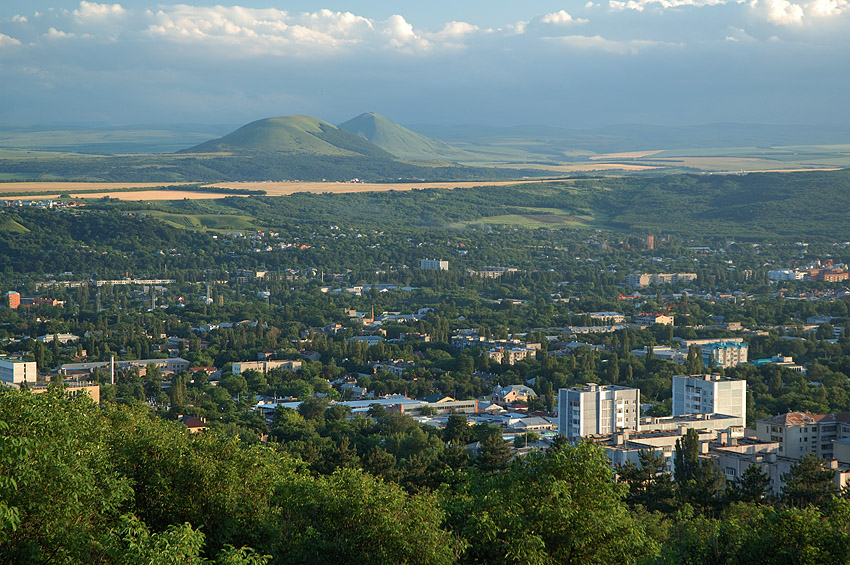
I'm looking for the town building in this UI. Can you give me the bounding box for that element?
[634,313,674,326]
[706,435,850,495]
[755,411,850,460]
[701,341,748,368]
[588,312,626,324]
[491,384,537,405]
[750,355,805,373]
[487,347,537,365]
[0,359,37,384]
[60,357,190,378]
[6,291,20,309]
[231,359,303,375]
[29,382,100,403]
[626,273,697,287]
[558,384,640,440]
[630,346,688,364]
[420,259,449,271]
[672,374,747,420]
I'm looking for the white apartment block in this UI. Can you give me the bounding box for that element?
[767,269,805,281]
[558,384,640,441]
[755,411,850,460]
[672,374,746,420]
[0,359,37,384]
[420,259,449,271]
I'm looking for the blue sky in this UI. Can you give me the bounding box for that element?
[1,1,848,127]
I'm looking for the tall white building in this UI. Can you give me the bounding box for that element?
[672,374,746,420]
[0,359,37,384]
[558,384,640,440]
[420,259,449,271]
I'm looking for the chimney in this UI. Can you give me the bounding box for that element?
[700,441,709,454]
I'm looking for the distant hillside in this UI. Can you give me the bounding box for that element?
[338,113,474,161]
[181,115,392,158]
[0,124,233,155]
[0,216,30,233]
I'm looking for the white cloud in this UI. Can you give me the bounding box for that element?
[751,0,805,24]
[548,34,681,53]
[435,21,479,37]
[541,9,587,24]
[12,15,28,23]
[73,2,127,21]
[807,0,849,16]
[506,20,528,34]
[609,0,727,11]
[0,33,22,47]
[44,27,77,40]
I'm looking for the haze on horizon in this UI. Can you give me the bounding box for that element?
[1,0,848,129]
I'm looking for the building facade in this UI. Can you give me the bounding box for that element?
[702,341,748,368]
[755,411,850,460]
[0,359,37,384]
[634,313,674,326]
[420,259,449,271]
[558,384,640,440]
[672,374,747,420]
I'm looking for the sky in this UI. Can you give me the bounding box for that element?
[1,1,849,128]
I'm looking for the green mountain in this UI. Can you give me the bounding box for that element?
[181,115,393,158]
[338,112,475,161]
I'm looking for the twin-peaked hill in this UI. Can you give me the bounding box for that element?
[180,115,393,158]
[175,114,545,182]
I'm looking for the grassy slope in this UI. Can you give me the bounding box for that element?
[338,113,476,161]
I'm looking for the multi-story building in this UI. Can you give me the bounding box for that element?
[588,312,626,324]
[702,341,748,368]
[626,273,697,287]
[767,269,805,281]
[420,259,449,271]
[634,313,674,326]
[630,346,688,364]
[755,411,850,460]
[558,384,640,440]
[672,374,747,420]
[0,359,37,384]
[706,435,850,495]
[60,357,190,378]
[488,347,537,365]
[232,359,303,375]
[5,291,20,309]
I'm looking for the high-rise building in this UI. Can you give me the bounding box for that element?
[558,384,640,440]
[672,374,746,420]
